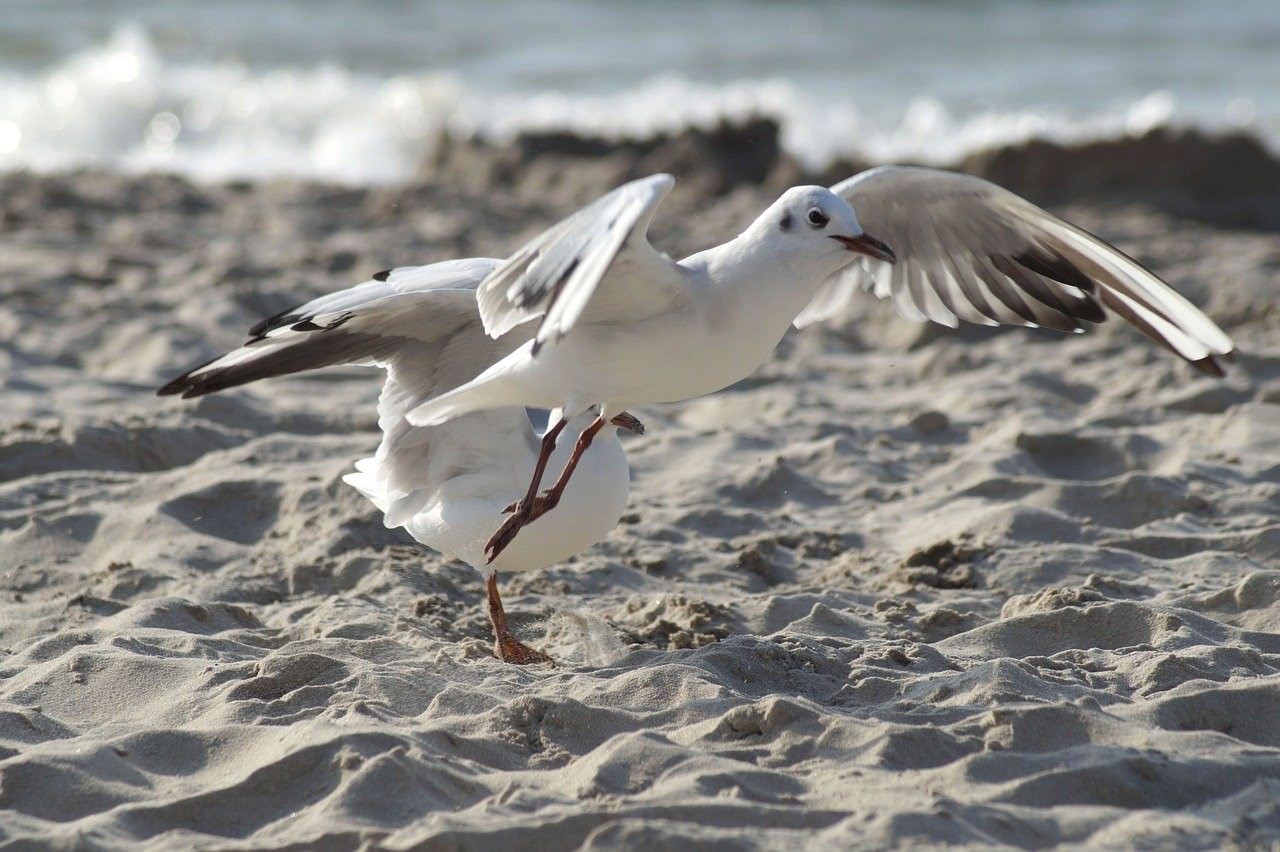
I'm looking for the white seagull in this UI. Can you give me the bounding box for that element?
[406,168,1235,559]
[158,258,640,664]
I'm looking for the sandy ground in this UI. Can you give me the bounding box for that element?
[1,138,1279,848]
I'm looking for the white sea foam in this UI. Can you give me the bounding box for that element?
[3,26,1273,185]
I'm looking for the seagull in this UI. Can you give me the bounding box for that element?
[157,258,641,664]
[405,169,1235,560]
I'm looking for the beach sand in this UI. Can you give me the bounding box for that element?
[2,128,1279,848]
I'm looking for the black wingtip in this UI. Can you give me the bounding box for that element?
[156,350,227,399]
[157,373,209,398]
[156,379,184,397]
[155,368,236,400]
[249,309,298,338]
[157,369,200,397]
[1192,353,1223,376]
[373,269,392,282]
[1192,354,1228,378]
[1008,251,1107,324]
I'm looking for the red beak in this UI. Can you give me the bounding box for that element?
[831,232,896,264]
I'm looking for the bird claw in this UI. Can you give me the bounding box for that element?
[610,412,645,435]
[495,634,554,665]
[485,510,528,562]
[486,491,564,562]
[530,490,560,515]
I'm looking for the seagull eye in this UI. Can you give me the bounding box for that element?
[806,208,829,228]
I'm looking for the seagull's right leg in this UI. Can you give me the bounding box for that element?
[487,411,620,561]
[486,574,553,665]
[485,415,568,562]
[520,414,608,523]
[519,413,569,510]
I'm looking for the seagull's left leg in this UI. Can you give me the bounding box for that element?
[486,410,641,562]
[486,574,553,665]
[488,409,609,557]
[485,415,568,562]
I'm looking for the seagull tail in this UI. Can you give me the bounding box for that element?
[342,460,389,514]
[342,457,432,529]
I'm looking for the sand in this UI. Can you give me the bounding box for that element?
[2,130,1279,849]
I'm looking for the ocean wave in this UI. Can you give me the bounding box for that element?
[1,26,1272,185]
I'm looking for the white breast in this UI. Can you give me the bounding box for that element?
[400,421,631,575]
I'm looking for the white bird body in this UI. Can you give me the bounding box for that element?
[411,185,870,424]
[402,167,1234,564]
[158,259,636,662]
[446,301,785,416]
[409,168,1235,436]
[344,409,629,575]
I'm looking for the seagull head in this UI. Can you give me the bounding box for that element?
[764,186,896,267]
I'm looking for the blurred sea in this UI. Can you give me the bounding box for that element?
[3,0,1277,183]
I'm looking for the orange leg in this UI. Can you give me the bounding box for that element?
[486,575,553,664]
[485,414,607,562]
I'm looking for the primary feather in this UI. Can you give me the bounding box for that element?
[808,166,1235,375]
[158,258,541,522]
[475,173,689,354]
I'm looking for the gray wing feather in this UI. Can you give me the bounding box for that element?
[158,258,539,522]
[160,258,508,397]
[804,166,1234,375]
[476,173,688,352]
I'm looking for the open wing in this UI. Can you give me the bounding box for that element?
[476,173,690,354]
[158,258,512,399]
[158,258,539,523]
[803,166,1235,375]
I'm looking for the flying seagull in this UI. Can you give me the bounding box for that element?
[405,169,1235,560]
[158,258,640,664]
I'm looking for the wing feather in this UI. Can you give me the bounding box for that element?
[157,259,540,520]
[475,174,689,353]
[808,166,1235,375]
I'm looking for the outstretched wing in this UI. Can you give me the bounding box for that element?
[476,173,690,354]
[158,258,539,524]
[158,258,510,399]
[804,166,1235,375]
